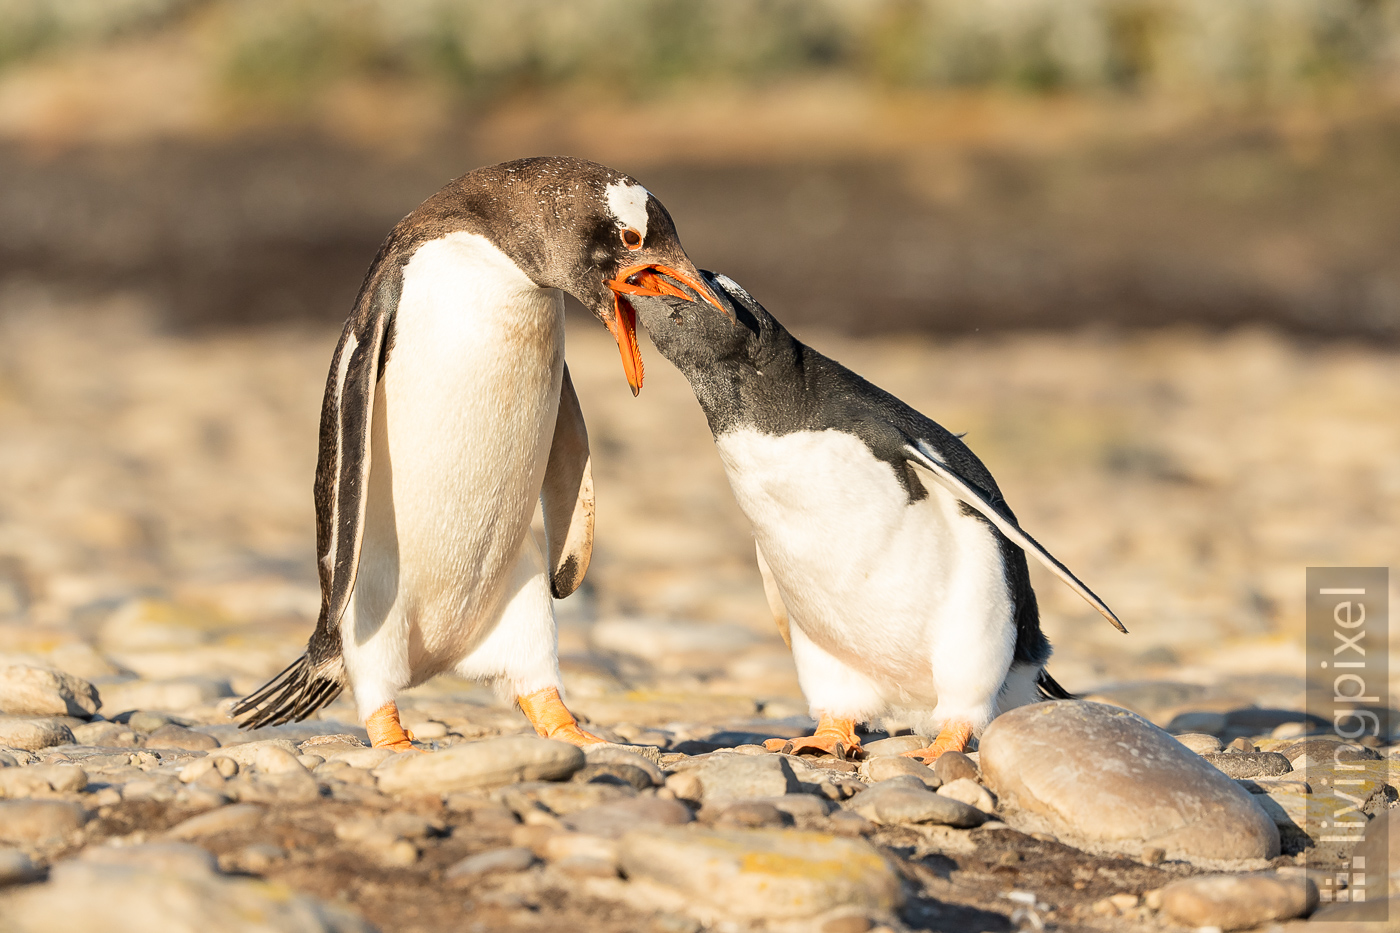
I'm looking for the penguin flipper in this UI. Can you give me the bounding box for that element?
[541,363,595,599]
[903,439,1127,633]
[235,259,401,728]
[754,541,791,648]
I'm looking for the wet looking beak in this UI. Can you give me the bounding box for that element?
[603,263,728,397]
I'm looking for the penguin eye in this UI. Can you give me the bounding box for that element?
[620,227,643,250]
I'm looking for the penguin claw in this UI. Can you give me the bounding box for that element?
[761,720,864,760]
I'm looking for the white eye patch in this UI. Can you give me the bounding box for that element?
[604,180,650,240]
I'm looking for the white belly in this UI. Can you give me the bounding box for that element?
[715,428,1014,705]
[350,231,564,676]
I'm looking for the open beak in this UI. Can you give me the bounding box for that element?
[603,263,729,397]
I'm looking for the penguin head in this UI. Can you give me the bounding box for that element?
[449,157,726,396]
[626,270,763,371]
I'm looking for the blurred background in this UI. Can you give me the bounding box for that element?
[0,0,1397,727]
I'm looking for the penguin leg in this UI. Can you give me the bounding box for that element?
[455,532,605,747]
[339,553,418,751]
[898,577,1014,764]
[898,720,974,765]
[365,701,418,753]
[762,625,881,760]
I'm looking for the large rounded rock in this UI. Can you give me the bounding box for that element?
[374,735,584,795]
[618,827,901,921]
[980,700,1279,863]
[1159,873,1317,929]
[0,666,100,719]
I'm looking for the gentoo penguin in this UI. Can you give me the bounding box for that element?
[622,270,1126,763]
[232,157,722,751]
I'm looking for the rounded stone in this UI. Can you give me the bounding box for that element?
[859,735,929,758]
[125,711,174,734]
[142,725,219,751]
[0,800,89,844]
[79,842,218,879]
[1159,873,1317,930]
[1201,751,1292,779]
[0,719,75,751]
[562,795,693,838]
[618,827,902,921]
[712,800,787,828]
[0,848,41,886]
[933,751,978,785]
[861,756,938,787]
[1173,733,1223,754]
[1275,737,1380,763]
[581,744,666,784]
[0,855,376,932]
[446,846,536,881]
[846,781,984,828]
[69,722,138,748]
[676,753,798,803]
[374,735,584,795]
[979,700,1279,863]
[323,747,395,769]
[167,803,266,840]
[937,777,996,814]
[0,764,87,798]
[0,666,100,719]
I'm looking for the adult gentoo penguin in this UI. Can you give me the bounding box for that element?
[232,157,723,751]
[621,270,1126,763]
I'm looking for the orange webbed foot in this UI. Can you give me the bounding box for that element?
[517,687,608,748]
[899,719,974,766]
[365,702,423,753]
[763,715,863,760]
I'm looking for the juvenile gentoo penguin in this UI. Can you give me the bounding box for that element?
[232,157,722,751]
[623,271,1126,763]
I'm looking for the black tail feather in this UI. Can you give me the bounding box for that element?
[231,653,346,729]
[1036,669,1076,700]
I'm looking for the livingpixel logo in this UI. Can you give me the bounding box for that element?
[1305,567,1389,921]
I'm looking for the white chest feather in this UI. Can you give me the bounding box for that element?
[355,231,564,654]
[714,428,1013,692]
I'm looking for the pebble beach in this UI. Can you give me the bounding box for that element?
[0,285,1396,931]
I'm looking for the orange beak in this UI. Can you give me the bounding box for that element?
[603,263,728,396]
[606,294,645,397]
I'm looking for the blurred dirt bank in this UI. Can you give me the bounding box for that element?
[7,99,1400,339]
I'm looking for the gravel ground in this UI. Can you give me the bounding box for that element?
[0,288,1395,931]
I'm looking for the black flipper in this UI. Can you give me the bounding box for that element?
[903,437,1127,633]
[233,249,403,728]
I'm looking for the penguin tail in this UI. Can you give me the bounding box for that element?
[1035,669,1076,701]
[231,652,346,729]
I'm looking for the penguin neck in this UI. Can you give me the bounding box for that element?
[687,306,811,438]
